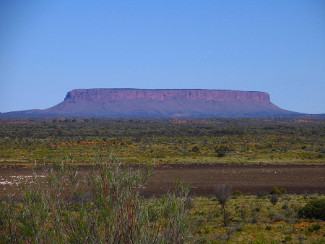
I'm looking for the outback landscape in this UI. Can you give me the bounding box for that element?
[2,0,325,242]
[0,116,325,243]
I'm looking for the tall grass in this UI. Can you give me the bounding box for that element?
[0,156,191,243]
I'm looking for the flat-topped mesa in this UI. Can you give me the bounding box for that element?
[64,89,271,102]
[2,88,304,118]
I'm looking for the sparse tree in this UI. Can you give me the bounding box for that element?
[215,184,232,226]
[270,194,279,206]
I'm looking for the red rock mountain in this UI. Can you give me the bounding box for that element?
[37,88,297,117]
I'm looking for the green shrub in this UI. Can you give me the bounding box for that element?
[217,151,226,157]
[282,204,288,210]
[214,145,230,157]
[298,198,325,220]
[233,190,242,196]
[0,158,191,243]
[191,145,200,153]
[283,235,292,242]
[308,224,321,232]
[270,187,286,195]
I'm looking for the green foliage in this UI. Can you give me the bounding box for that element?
[191,145,200,153]
[0,158,191,243]
[298,198,325,220]
[283,235,292,242]
[308,224,321,232]
[270,187,286,195]
[188,195,325,243]
[233,190,243,196]
[1,118,325,164]
[214,145,230,157]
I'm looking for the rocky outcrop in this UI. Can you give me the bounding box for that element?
[2,88,309,118]
[39,88,297,118]
[64,89,271,102]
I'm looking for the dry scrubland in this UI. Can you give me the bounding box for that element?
[189,194,325,243]
[0,118,325,243]
[0,118,324,165]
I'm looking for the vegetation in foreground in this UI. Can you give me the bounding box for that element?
[0,160,325,243]
[0,157,191,243]
[1,118,324,242]
[0,118,324,165]
[189,193,325,243]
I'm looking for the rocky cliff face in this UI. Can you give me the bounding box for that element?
[39,88,297,118]
[2,88,303,118]
[64,89,270,102]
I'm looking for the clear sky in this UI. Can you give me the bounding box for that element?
[0,0,324,114]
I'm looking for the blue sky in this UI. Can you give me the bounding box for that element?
[0,0,324,114]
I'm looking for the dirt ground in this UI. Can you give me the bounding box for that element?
[145,163,325,196]
[0,163,324,200]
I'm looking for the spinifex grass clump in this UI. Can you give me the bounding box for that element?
[0,156,191,243]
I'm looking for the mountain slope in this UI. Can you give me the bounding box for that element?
[0,88,312,118]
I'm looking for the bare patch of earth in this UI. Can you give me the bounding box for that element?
[145,163,325,196]
[0,163,324,200]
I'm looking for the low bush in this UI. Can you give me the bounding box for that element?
[191,145,200,153]
[308,224,321,232]
[298,198,325,220]
[233,190,243,196]
[0,157,191,243]
[270,187,286,195]
[270,194,280,206]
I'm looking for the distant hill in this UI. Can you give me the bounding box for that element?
[1,88,324,118]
